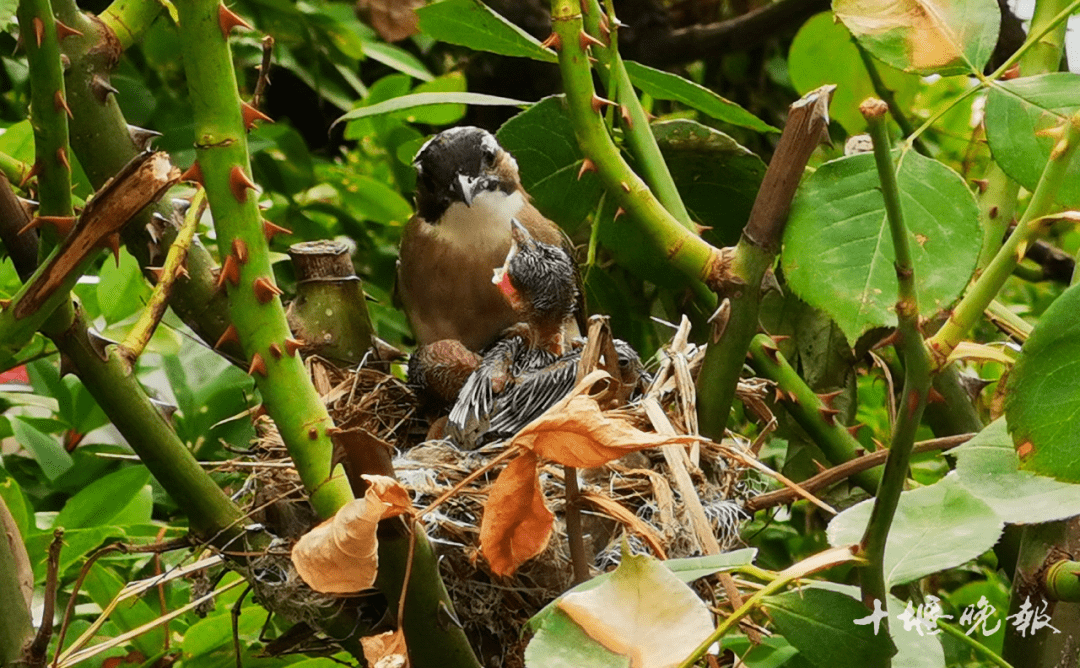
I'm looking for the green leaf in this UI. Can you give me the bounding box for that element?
[954,418,1080,522]
[526,551,713,667]
[361,41,434,82]
[526,548,754,634]
[55,466,151,529]
[783,150,980,346]
[623,61,778,133]
[0,468,29,542]
[25,526,124,583]
[0,0,17,28]
[401,73,468,125]
[833,0,1000,75]
[1006,282,1080,481]
[789,12,922,134]
[810,582,947,668]
[652,119,766,246]
[338,174,413,225]
[83,566,165,658]
[11,417,73,480]
[496,95,604,231]
[96,249,152,325]
[525,608,630,668]
[985,73,1080,208]
[416,0,558,63]
[827,475,1002,586]
[335,91,528,126]
[765,588,896,668]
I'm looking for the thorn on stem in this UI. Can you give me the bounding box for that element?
[33,17,44,48]
[231,238,249,264]
[218,4,252,38]
[241,101,273,130]
[56,147,70,171]
[54,20,83,40]
[284,337,304,356]
[214,323,240,350]
[217,254,241,290]
[591,94,615,114]
[180,161,204,185]
[19,215,75,237]
[252,276,283,304]
[579,30,605,50]
[104,233,121,266]
[90,75,118,103]
[540,32,561,51]
[268,342,283,359]
[247,352,267,377]
[19,162,41,188]
[54,90,73,119]
[228,165,257,202]
[262,219,292,241]
[577,158,596,180]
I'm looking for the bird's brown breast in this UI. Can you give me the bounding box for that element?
[397,198,573,351]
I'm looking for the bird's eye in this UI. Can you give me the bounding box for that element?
[482,146,497,164]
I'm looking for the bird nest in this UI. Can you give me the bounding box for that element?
[247,318,774,666]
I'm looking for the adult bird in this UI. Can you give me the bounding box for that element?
[447,220,648,449]
[396,126,582,353]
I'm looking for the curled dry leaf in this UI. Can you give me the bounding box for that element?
[514,371,699,468]
[479,451,554,577]
[361,629,408,668]
[291,475,412,594]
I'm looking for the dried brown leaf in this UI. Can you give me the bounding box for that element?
[361,629,408,667]
[514,372,698,468]
[479,451,553,577]
[291,475,411,593]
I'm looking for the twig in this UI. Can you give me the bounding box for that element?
[28,530,64,666]
[118,188,206,368]
[232,586,252,668]
[858,99,933,614]
[745,434,972,511]
[417,447,520,518]
[252,35,275,110]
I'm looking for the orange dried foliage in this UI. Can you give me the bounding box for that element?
[291,475,412,593]
[479,451,554,577]
[361,629,408,667]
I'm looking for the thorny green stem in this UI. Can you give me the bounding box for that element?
[990,0,1080,80]
[100,0,164,51]
[174,0,352,519]
[581,0,692,228]
[52,0,236,355]
[858,102,932,634]
[0,151,32,187]
[747,334,881,494]
[50,304,248,542]
[549,0,719,292]
[695,86,834,439]
[928,110,1080,367]
[17,0,72,223]
[978,0,1069,272]
[976,165,1020,272]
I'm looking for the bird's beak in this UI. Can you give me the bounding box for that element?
[492,219,526,295]
[457,174,478,207]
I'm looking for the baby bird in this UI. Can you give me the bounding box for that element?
[448,220,647,449]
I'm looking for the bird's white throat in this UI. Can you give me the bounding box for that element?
[435,189,525,252]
